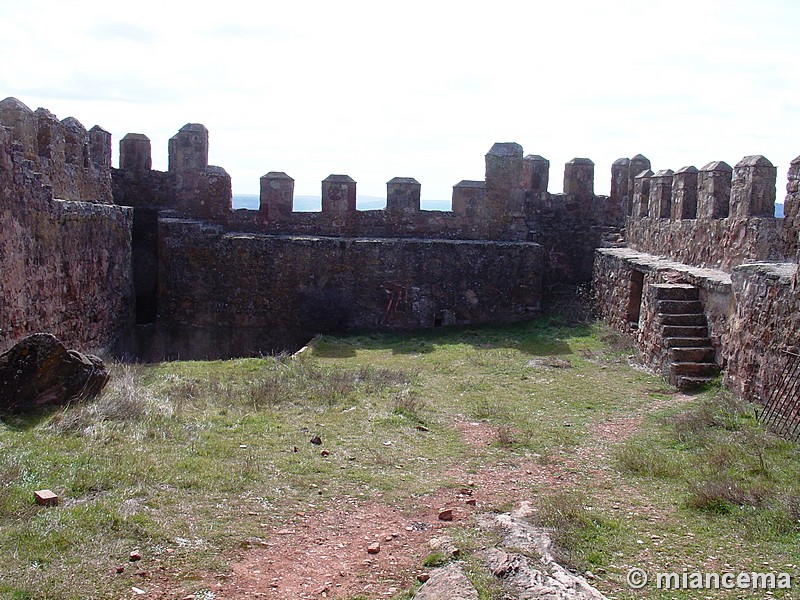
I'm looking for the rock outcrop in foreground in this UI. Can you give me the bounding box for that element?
[0,333,109,413]
[414,501,606,599]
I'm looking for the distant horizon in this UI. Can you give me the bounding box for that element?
[233,194,785,216]
[232,194,452,212]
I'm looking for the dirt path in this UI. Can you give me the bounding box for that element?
[151,395,694,599]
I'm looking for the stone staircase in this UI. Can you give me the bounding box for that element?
[655,285,719,390]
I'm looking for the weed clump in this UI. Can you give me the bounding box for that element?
[422,551,448,568]
[391,386,426,423]
[532,491,618,572]
[49,364,154,433]
[616,441,682,478]
[686,478,770,513]
[668,389,752,446]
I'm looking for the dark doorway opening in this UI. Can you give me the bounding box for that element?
[626,270,644,328]
[132,208,159,324]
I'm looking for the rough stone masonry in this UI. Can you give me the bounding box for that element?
[1,96,798,409]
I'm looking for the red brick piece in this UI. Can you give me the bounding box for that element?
[438,508,454,521]
[34,489,59,507]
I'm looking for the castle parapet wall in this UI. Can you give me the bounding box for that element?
[0,104,132,353]
[0,97,112,202]
[784,156,800,259]
[115,125,627,243]
[622,154,792,270]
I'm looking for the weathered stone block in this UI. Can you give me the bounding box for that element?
[485,143,525,234]
[627,154,651,212]
[730,155,777,218]
[175,166,232,222]
[259,171,294,220]
[563,158,594,196]
[386,177,421,215]
[34,108,70,198]
[523,155,549,193]
[0,97,38,161]
[62,117,89,167]
[697,161,732,219]
[322,174,357,213]
[632,169,653,218]
[784,155,800,259]
[611,157,630,203]
[35,108,66,162]
[649,169,674,219]
[168,123,209,172]
[486,143,523,187]
[671,166,698,220]
[89,125,112,170]
[120,133,152,173]
[452,180,486,218]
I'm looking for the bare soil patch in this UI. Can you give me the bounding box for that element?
[152,395,695,599]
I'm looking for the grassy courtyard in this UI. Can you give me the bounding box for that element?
[0,318,798,599]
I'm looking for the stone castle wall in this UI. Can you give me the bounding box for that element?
[139,218,542,360]
[4,95,797,407]
[594,151,800,404]
[0,101,133,354]
[0,98,113,204]
[113,130,622,245]
[623,155,794,269]
[111,124,628,358]
[726,263,799,404]
[593,249,733,379]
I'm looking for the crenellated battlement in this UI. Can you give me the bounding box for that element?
[0,99,131,355]
[114,124,632,244]
[625,155,778,222]
[0,97,112,203]
[615,151,797,270]
[4,97,798,373]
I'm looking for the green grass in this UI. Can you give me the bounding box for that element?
[0,318,798,599]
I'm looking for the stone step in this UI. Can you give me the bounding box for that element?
[657,300,703,315]
[653,284,699,301]
[663,325,709,338]
[659,313,707,326]
[670,361,720,377]
[664,336,712,348]
[672,375,719,390]
[670,346,716,362]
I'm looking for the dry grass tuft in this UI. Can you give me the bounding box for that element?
[686,478,771,513]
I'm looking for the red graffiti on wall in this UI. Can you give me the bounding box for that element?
[383,283,409,324]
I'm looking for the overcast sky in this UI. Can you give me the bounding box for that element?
[2,0,799,200]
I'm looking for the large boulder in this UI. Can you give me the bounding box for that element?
[0,333,109,412]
